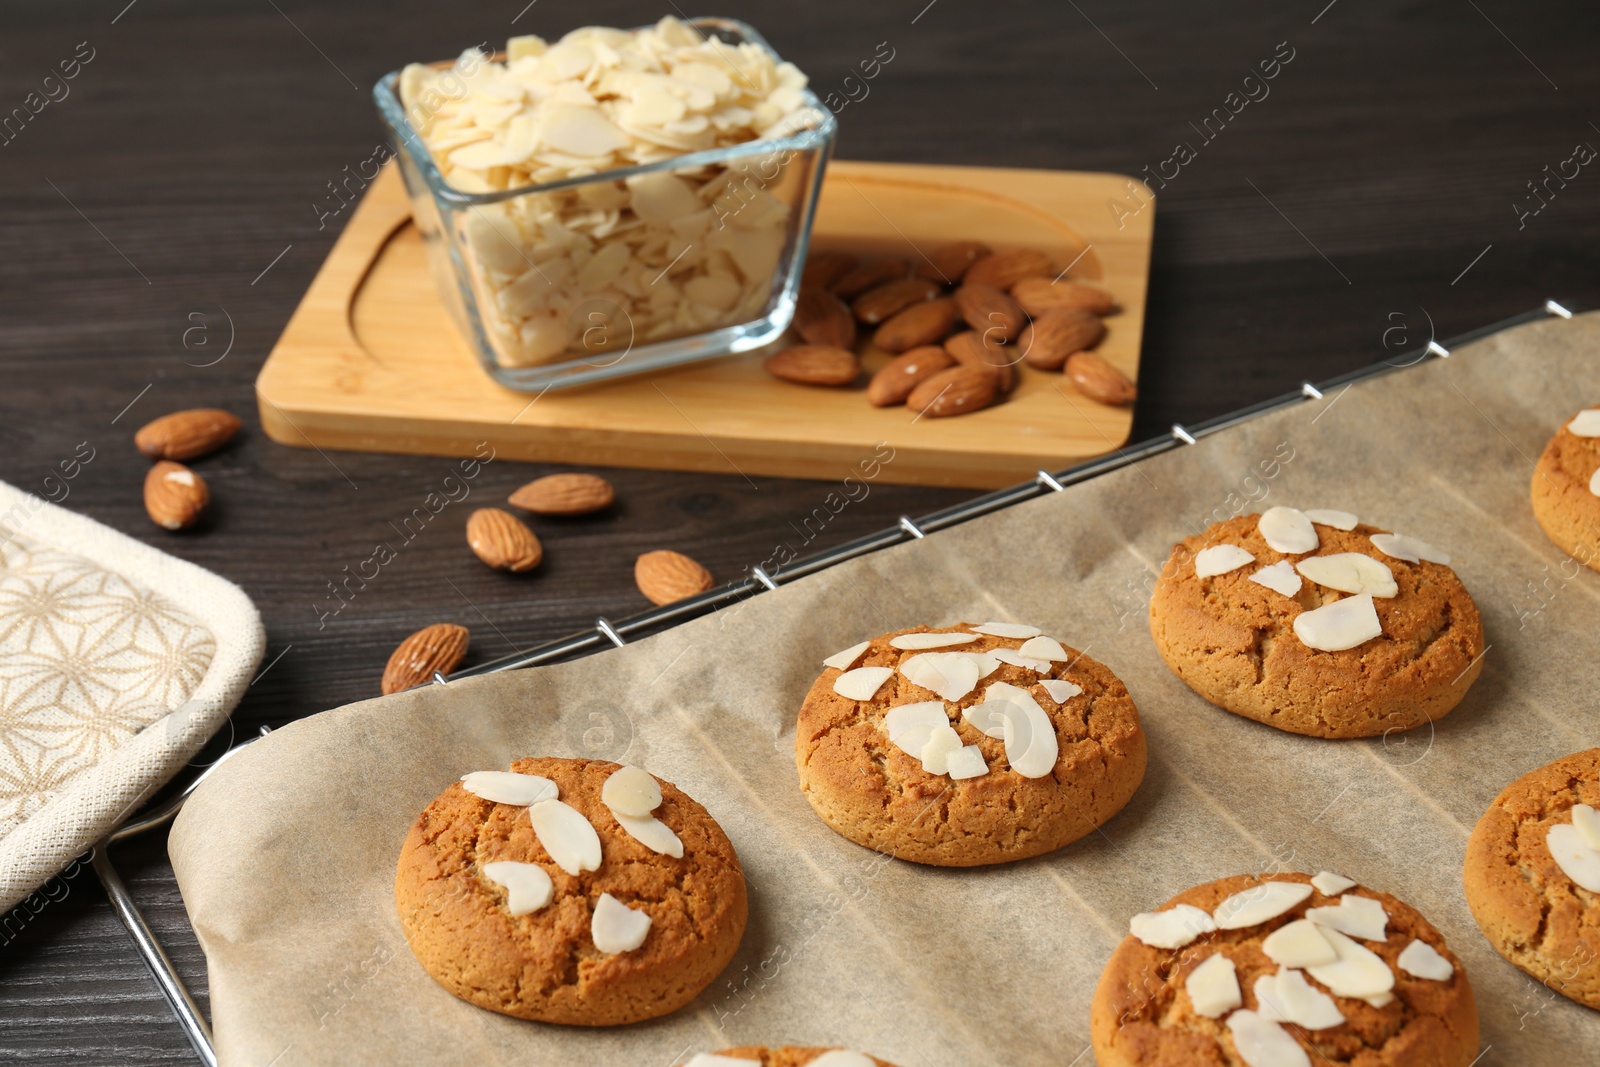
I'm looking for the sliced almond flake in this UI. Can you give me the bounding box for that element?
[833,666,894,701]
[1293,593,1382,652]
[600,765,661,816]
[1547,823,1600,891]
[1129,903,1216,949]
[1037,679,1084,704]
[883,701,948,759]
[1305,927,1395,998]
[1253,974,1287,1023]
[1195,544,1255,578]
[1214,880,1313,929]
[1369,532,1451,565]
[919,724,964,775]
[461,771,559,806]
[943,745,988,780]
[1572,804,1600,851]
[970,621,1042,639]
[1591,467,1600,497]
[1268,968,1345,1030]
[1017,635,1070,662]
[899,652,984,702]
[1568,409,1600,436]
[1303,508,1360,530]
[480,861,553,916]
[1186,954,1242,1018]
[969,682,1057,777]
[821,640,870,670]
[1364,992,1395,1008]
[590,892,651,953]
[805,1054,876,1067]
[1261,919,1338,968]
[1227,1009,1312,1067]
[1396,939,1454,981]
[1305,895,1388,941]
[1295,553,1398,598]
[991,649,1052,672]
[890,631,981,650]
[613,811,684,857]
[1309,871,1357,896]
[1248,561,1302,598]
[528,798,602,876]
[1258,506,1319,554]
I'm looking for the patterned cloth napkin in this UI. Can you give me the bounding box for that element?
[0,481,263,911]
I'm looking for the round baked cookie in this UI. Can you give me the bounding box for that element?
[680,1047,897,1067]
[794,621,1146,867]
[395,756,747,1026]
[1091,871,1479,1067]
[1464,747,1600,1010]
[1530,405,1600,570]
[1149,509,1485,738]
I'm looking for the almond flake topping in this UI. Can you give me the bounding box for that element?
[1254,968,1344,1030]
[890,631,980,650]
[481,861,553,915]
[1305,895,1388,941]
[1293,593,1382,652]
[968,682,1057,778]
[1303,508,1359,530]
[1261,919,1338,968]
[1397,939,1454,981]
[1295,553,1397,598]
[1195,544,1255,578]
[1568,409,1600,436]
[822,640,871,670]
[1573,803,1600,850]
[991,648,1052,672]
[1304,927,1395,998]
[899,652,988,701]
[833,666,894,701]
[461,771,559,806]
[1248,561,1302,597]
[1227,1010,1311,1067]
[528,798,603,876]
[1591,468,1600,497]
[1547,823,1600,892]
[970,621,1042,638]
[1037,679,1083,703]
[1214,881,1313,929]
[1309,870,1356,896]
[601,765,661,817]
[613,811,684,857]
[1258,506,1319,554]
[1370,532,1451,565]
[1016,635,1070,661]
[807,1054,876,1067]
[919,724,965,774]
[1187,954,1242,1018]
[1129,903,1216,949]
[883,701,949,758]
[942,744,988,780]
[590,892,651,954]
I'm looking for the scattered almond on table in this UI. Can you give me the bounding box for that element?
[635,549,714,606]
[134,408,241,461]
[143,461,209,531]
[764,240,1127,417]
[466,507,543,572]
[508,472,616,516]
[381,623,470,694]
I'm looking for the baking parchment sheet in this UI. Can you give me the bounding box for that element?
[170,312,1600,1066]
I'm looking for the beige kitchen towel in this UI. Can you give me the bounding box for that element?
[170,311,1599,1066]
[0,479,264,912]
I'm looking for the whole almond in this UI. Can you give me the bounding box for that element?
[636,549,714,605]
[866,346,956,407]
[381,623,469,694]
[143,461,209,530]
[1011,277,1116,317]
[764,344,860,386]
[965,249,1055,290]
[801,250,859,291]
[953,283,1026,341]
[793,286,857,349]
[915,240,992,285]
[466,507,542,572]
[944,330,1017,392]
[134,408,241,461]
[508,472,615,516]
[906,366,997,417]
[1018,309,1106,370]
[873,297,958,353]
[831,257,910,299]
[1065,352,1137,405]
[851,277,941,324]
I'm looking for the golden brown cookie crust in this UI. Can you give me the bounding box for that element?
[1530,410,1600,572]
[395,756,747,1026]
[1090,872,1480,1067]
[1149,514,1485,739]
[794,624,1146,867]
[1464,747,1600,1010]
[686,1047,898,1066]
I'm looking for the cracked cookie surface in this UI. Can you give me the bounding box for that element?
[394,756,747,1025]
[1149,514,1485,739]
[1530,408,1600,571]
[1464,747,1600,1010]
[1091,872,1480,1067]
[793,624,1146,867]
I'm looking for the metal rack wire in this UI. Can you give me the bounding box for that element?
[91,299,1577,1064]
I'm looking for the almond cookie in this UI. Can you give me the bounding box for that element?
[395,757,747,1025]
[1530,406,1600,571]
[1092,871,1479,1067]
[680,1047,897,1066]
[1464,747,1600,1010]
[795,622,1146,866]
[1149,509,1485,739]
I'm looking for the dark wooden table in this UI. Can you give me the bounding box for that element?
[3,0,1598,1060]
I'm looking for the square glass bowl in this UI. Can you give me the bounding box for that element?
[373,17,836,392]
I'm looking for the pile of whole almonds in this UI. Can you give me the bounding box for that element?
[765,243,1133,417]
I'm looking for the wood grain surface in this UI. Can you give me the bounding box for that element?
[2,0,1599,1062]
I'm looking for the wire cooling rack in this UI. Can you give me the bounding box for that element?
[89,299,1580,1065]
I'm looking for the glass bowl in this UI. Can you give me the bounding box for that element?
[373,16,836,392]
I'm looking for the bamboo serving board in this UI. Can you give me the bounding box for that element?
[257,160,1154,489]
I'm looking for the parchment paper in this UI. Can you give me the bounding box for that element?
[170,312,1600,1066]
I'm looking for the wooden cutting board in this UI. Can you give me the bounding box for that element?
[256,160,1154,488]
